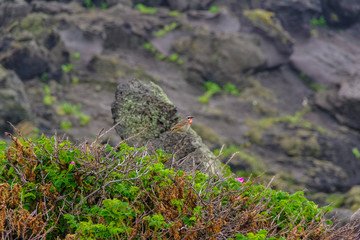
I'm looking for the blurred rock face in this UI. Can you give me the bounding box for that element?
[0,66,31,135]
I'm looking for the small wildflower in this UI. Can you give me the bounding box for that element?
[70,161,75,166]
[235,177,244,183]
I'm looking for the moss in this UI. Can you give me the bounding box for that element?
[344,185,360,211]
[240,78,277,103]
[113,80,176,140]
[280,133,321,157]
[243,9,293,44]
[90,56,160,87]
[149,81,173,105]
[280,136,303,156]
[244,118,263,144]
[192,123,223,146]
[326,193,346,208]
[9,13,50,38]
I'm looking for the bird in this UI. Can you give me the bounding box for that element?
[170,115,194,133]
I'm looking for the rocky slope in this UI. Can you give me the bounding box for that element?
[1,0,360,214]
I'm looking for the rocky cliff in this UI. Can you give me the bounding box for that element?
[1,0,360,214]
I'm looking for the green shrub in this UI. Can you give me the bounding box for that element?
[61,63,74,73]
[154,22,178,37]
[198,82,240,104]
[224,83,240,95]
[311,16,327,27]
[198,81,221,104]
[136,4,157,14]
[209,6,220,13]
[0,133,357,239]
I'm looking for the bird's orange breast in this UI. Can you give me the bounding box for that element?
[189,119,193,124]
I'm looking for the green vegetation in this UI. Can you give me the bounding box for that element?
[72,76,79,83]
[72,52,80,60]
[198,82,241,104]
[143,42,184,65]
[0,133,353,239]
[311,16,327,28]
[43,85,56,105]
[352,147,360,159]
[41,72,48,81]
[209,6,220,13]
[135,3,157,14]
[299,72,325,92]
[169,10,180,17]
[214,145,264,177]
[84,0,107,9]
[154,22,178,37]
[57,103,91,126]
[61,63,74,73]
[223,83,240,95]
[100,2,107,9]
[198,81,221,104]
[61,120,72,130]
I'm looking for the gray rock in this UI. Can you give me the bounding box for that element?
[325,208,354,228]
[0,0,31,28]
[0,66,31,135]
[243,8,294,68]
[0,40,49,81]
[111,78,222,173]
[350,208,360,233]
[173,28,266,86]
[322,0,360,27]
[264,0,321,38]
[111,78,177,141]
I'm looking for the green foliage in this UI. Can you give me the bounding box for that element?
[232,229,285,240]
[352,147,360,159]
[198,81,221,104]
[0,134,350,239]
[100,2,107,9]
[299,72,325,92]
[311,16,327,27]
[61,121,72,130]
[43,85,56,105]
[154,22,178,37]
[169,10,180,17]
[224,83,240,95]
[143,42,184,65]
[72,52,80,59]
[85,0,93,8]
[136,4,157,14]
[61,63,74,73]
[72,76,79,83]
[198,82,241,104]
[209,6,220,13]
[58,103,91,126]
[41,72,48,81]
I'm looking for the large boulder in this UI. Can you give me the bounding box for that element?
[0,66,31,135]
[264,0,321,38]
[0,42,49,81]
[321,0,360,27]
[291,31,360,86]
[316,81,360,130]
[0,0,31,28]
[243,9,294,68]
[111,78,222,172]
[173,28,266,86]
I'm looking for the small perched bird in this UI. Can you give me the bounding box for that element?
[170,115,194,133]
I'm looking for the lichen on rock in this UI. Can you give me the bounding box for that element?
[111,78,177,141]
[111,78,222,173]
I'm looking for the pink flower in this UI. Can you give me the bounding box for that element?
[235,177,244,183]
[70,161,75,166]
